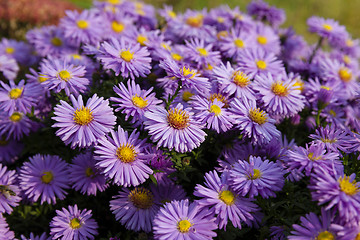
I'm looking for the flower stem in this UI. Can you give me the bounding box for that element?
[308,37,323,64]
[165,81,182,110]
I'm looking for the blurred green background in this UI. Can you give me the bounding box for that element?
[66,0,360,43]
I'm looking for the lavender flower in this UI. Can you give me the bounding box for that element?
[0,55,19,81]
[0,214,15,240]
[0,164,21,214]
[0,111,33,140]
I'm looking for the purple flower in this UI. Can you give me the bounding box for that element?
[0,55,19,81]
[153,199,218,240]
[230,156,285,198]
[247,0,286,27]
[95,126,153,187]
[69,151,108,196]
[0,137,23,165]
[0,111,33,140]
[0,214,15,240]
[194,170,259,229]
[307,16,347,43]
[0,39,33,65]
[19,154,69,204]
[50,204,98,240]
[151,181,187,204]
[253,23,281,54]
[144,103,207,153]
[98,37,151,80]
[218,28,253,59]
[184,38,221,68]
[20,232,51,240]
[0,164,21,214]
[110,187,160,232]
[52,94,116,149]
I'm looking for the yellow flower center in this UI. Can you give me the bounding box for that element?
[161,43,172,51]
[321,138,337,143]
[210,104,221,116]
[135,3,145,16]
[181,66,196,79]
[346,39,354,47]
[69,218,82,229]
[204,63,213,70]
[316,231,334,240]
[209,93,228,108]
[293,80,304,91]
[217,31,228,39]
[177,220,192,233]
[197,48,208,56]
[71,54,82,60]
[234,39,244,48]
[108,0,120,4]
[51,37,63,47]
[116,143,137,163]
[271,82,289,97]
[38,74,48,83]
[111,21,125,33]
[131,95,148,109]
[73,107,93,126]
[355,233,360,240]
[249,108,268,125]
[182,91,194,102]
[58,70,71,81]
[41,171,54,184]
[9,88,23,99]
[217,16,224,23]
[256,60,267,70]
[343,55,351,65]
[322,24,333,32]
[5,47,14,54]
[171,53,183,61]
[186,15,203,28]
[129,187,154,209]
[77,20,89,29]
[9,112,22,122]
[338,67,352,82]
[232,71,250,87]
[85,167,95,177]
[257,36,267,45]
[120,50,134,62]
[338,175,359,195]
[248,169,262,180]
[219,190,235,205]
[167,108,189,130]
[136,35,148,46]
[307,152,322,161]
[320,86,331,91]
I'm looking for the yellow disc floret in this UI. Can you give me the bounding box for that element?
[257,36,267,45]
[271,82,289,97]
[209,93,228,108]
[249,108,268,125]
[112,21,125,33]
[210,104,222,116]
[58,70,71,81]
[181,66,196,79]
[136,35,148,46]
[9,88,23,99]
[167,108,190,130]
[41,171,54,184]
[51,37,63,46]
[186,15,203,28]
[256,60,267,70]
[171,53,183,61]
[248,169,262,180]
[85,167,95,177]
[116,143,137,163]
[177,219,192,233]
[197,47,208,56]
[322,24,333,32]
[182,91,194,102]
[9,112,22,122]
[69,218,82,229]
[232,71,250,87]
[338,67,352,82]
[131,95,148,109]
[219,190,235,205]
[338,175,359,196]
[120,50,134,62]
[5,47,14,54]
[129,187,154,209]
[316,231,334,240]
[77,20,89,29]
[234,39,244,48]
[73,107,93,126]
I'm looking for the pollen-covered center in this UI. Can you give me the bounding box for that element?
[167,10,176,18]
[234,39,244,48]
[197,47,208,56]
[307,152,322,161]
[77,20,89,29]
[186,15,203,28]
[248,169,262,180]
[5,47,14,54]
[41,171,54,184]
[171,53,183,61]
[256,60,267,70]
[69,218,82,229]
[132,95,148,109]
[9,112,22,122]
[338,67,352,82]
[129,187,154,209]
[209,93,228,108]
[232,71,250,87]
[38,74,48,83]
[257,36,267,45]
[85,167,95,177]
[182,91,194,102]
[116,143,137,163]
[177,219,192,233]
[322,24,333,32]
[249,108,268,125]
[111,21,125,33]
[58,70,71,81]
[181,66,196,79]
[210,104,221,116]
[355,233,360,240]
[338,175,359,196]
[271,82,289,97]
[9,88,23,99]
[167,108,190,130]
[73,106,93,125]
[136,35,148,46]
[120,50,134,62]
[317,231,334,240]
[219,190,235,205]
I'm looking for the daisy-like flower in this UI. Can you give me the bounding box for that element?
[333,221,360,240]
[20,232,51,240]
[229,156,284,198]
[288,208,337,240]
[191,96,235,133]
[253,23,281,54]
[230,98,280,144]
[110,80,162,125]
[69,151,108,196]
[110,187,160,232]
[247,0,285,27]
[52,94,116,149]
[309,168,360,222]
[95,126,153,187]
[212,62,256,100]
[184,38,221,68]
[98,37,151,80]
[60,9,104,46]
[254,73,305,118]
[153,199,218,240]
[0,164,21,214]
[0,214,15,240]
[0,137,23,165]
[218,28,253,59]
[144,103,207,153]
[50,204,98,240]
[0,80,41,115]
[307,16,347,42]
[194,170,259,230]
[0,55,19,81]
[19,154,69,204]
[0,38,33,65]
[0,111,33,140]
[40,57,89,96]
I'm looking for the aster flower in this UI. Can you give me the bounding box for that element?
[20,232,51,240]
[194,170,259,230]
[184,38,221,68]
[50,204,98,240]
[69,151,108,196]
[0,111,33,140]
[40,57,89,96]
[19,154,69,204]
[0,55,19,81]
[0,214,15,240]
[52,94,116,149]
[110,80,162,125]
[229,156,285,198]
[230,98,280,144]
[254,73,305,118]
[110,187,160,232]
[144,103,207,153]
[247,0,285,27]
[309,168,360,222]
[332,221,360,240]
[288,208,337,240]
[307,16,347,43]
[253,23,281,54]
[95,126,153,187]
[0,38,33,65]
[98,37,151,80]
[153,199,218,240]
[0,137,23,164]
[218,28,253,59]
[0,164,21,214]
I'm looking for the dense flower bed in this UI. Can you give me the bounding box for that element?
[0,0,360,239]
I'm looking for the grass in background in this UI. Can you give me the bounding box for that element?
[65,0,360,42]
